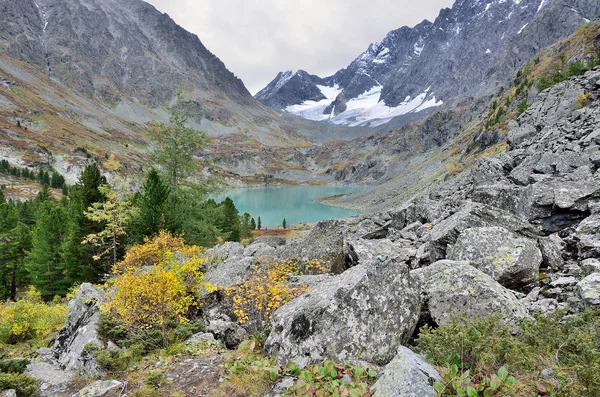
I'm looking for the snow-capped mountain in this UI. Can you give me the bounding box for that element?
[256,0,599,127]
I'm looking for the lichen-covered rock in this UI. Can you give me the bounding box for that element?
[577,273,600,307]
[265,258,421,367]
[70,380,123,397]
[429,202,535,262]
[412,261,530,331]
[351,238,416,265]
[447,227,542,289]
[372,346,441,397]
[26,361,74,397]
[205,242,245,264]
[203,256,259,289]
[51,283,104,378]
[0,390,17,397]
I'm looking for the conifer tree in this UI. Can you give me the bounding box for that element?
[147,88,208,191]
[134,168,171,240]
[282,218,287,229]
[218,197,241,242]
[27,202,68,298]
[0,222,31,301]
[250,217,256,230]
[257,216,262,230]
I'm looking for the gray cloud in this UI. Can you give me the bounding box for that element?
[145,0,454,94]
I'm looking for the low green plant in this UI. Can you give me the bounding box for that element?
[0,358,30,373]
[145,370,167,389]
[434,364,516,397]
[0,372,38,397]
[417,310,600,397]
[285,360,378,397]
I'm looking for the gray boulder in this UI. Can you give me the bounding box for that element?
[0,391,17,397]
[278,219,357,274]
[205,242,245,265]
[581,259,600,276]
[207,319,248,349]
[244,243,276,257]
[26,361,74,397]
[447,227,542,289]
[203,256,259,289]
[252,236,286,247]
[51,283,104,378]
[413,261,530,331]
[352,238,416,265]
[429,202,535,262]
[265,258,421,367]
[372,346,441,397]
[577,273,600,307]
[70,380,123,397]
[538,235,565,271]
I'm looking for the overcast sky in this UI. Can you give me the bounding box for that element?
[145,0,454,94]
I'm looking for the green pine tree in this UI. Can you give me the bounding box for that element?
[250,217,256,230]
[0,222,31,301]
[257,216,262,230]
[133,168,172,240]
[282,218,287,229]
[218,197,241,242]
[27,202,69,298]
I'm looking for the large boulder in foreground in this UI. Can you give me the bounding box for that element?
[412,261,530,331]
[372,346,441,397]
[447,227,542,289]
[265,258,421,367]
[51,283,104,378]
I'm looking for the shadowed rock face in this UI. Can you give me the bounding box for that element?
[0,0,252,106]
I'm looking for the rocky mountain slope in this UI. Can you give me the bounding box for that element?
[0,0,377,186]
[256,0,599,127]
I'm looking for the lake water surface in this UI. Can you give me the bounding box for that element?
[213,185,364,227]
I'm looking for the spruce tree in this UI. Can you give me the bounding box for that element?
[134,168,171,240]
[282,218,287,229]
[250,217,256,230]
[257,216,262,230]
[219,197,241,242]
[0,222,31,301]
[27,202,69,298]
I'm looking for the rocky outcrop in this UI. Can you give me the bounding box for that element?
[51,283,105,378]
[413,261,530,330]
[265,258,421,367]
[447,226,542,288]
[372,346,441,397]
[70,380,123,397]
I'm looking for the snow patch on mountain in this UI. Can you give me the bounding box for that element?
[285,85,342,121]
[285,85,443,127]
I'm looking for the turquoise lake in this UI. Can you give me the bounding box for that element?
[212,185,364,228]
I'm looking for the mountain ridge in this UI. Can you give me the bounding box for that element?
[256,0,599,128]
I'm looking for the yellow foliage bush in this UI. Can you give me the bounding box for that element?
[101,231,207,346]
[0,287,67,345]
[225,259,308,334]
[113,230,202,274]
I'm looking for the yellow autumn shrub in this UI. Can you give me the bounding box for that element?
[0,287,67,345]
[225,259,308,334]
[101,231,207,346]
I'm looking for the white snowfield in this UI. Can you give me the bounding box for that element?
[285,84,443,127]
